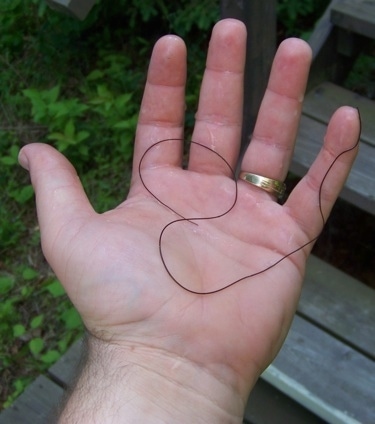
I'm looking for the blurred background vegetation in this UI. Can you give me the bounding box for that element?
[1,0,373,409]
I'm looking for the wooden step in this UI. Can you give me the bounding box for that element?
[0,376,63,424]
[331,0,375,39]
[261,315,375,424]
[303,82,375,147]
[298,255,375,359]
[245,254,375,424]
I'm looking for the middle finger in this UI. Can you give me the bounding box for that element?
[188,19,247,176]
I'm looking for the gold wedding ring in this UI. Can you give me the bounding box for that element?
[239,172,286,198]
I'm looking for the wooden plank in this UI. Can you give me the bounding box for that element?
[0,375,63,424]
[264,315,375,423]
[308,0,342,60]
[303,82,375,147]
[244,378,325,424]
[306,0,364,88]
[331,0,375,39]
[299,255,375,359]
[291,114,375,215]
[221,0,276,151]
[48,339,83,387]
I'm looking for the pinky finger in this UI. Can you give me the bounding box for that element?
[285,106,360,241]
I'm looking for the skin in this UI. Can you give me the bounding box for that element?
[19,19,360,423]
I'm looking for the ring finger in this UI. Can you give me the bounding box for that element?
[240,38,312,184]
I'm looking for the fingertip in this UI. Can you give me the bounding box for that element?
[149,35,187,86]
[278,37,312,60]
[214,18,247,33]
[325,106,361,155]
[344,106,362,144]
[274,38,312,81]
[21,143,94,236]
[208,19,247,71]
[153,34,186,57]
[267,37,312,102]
[17,143,76,177]
[338,105,361,130]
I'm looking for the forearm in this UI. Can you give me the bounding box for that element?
[58,336,246,423]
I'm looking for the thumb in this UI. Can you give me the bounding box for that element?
[19,143,94,265]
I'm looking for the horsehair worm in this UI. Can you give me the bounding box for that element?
[138,111,361,295]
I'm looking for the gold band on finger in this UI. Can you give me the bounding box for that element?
[239,172,286,198]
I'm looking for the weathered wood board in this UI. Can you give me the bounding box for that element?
[0,376,63,424]
[299,255,375,359]
[266,315,375,423]
[303,82,375,147]
[244,378,325,424]
[331,0,375,39]
[48,339,83,387]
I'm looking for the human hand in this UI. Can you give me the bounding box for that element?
[19,19,360,423]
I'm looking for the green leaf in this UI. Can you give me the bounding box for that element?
[22,267,38,280]
[40,350,61,364]
[57,338,69,353]
[47,132,66,142]
[11,185,34,204]
[113,119,135,129]
[23,89,47,122]
[48,99,88,119]
[114,93,132,108]
[75,130,90,143]
[64,120,75,139]
[0,275,15,294]
[0,297,18,318]
[0,155,17,166]
[45,279,65,297]
[45,85,60,104]
[13,324,26,337]
[60,307,82,330]
[3,377,32,409]
[23,88,41,102]
[97,84,112,99]
[29,337,44,356]
[86,69,104,81]
[30,314,44,329]
[21,285,34,297]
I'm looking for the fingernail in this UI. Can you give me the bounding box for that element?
[18,147,30,171]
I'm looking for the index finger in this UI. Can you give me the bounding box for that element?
[132,35,187,178]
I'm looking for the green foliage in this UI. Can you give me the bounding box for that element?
[0,276,15,295]
[2,377,33,410]
[45,279,66,297]
[98,0,219,37]
[278,0,330,38]
[345,52,375,99]
[0,270,83,409]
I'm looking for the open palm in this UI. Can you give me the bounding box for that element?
[20,19,359,403]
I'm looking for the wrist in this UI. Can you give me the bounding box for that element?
[59,335,246,423]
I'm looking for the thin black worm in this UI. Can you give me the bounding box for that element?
[138,113,361,295]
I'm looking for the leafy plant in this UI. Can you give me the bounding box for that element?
[0,270,83,409]
[345,52,375,99]
[277,0,330,38]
